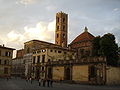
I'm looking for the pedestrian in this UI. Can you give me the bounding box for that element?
[6,77,9,81]
[26,77,28,82]
[30,77,32,84]
[50,79,53,87]
[38,78,41,86]
[47,78,50,87]
[42,79,46,87]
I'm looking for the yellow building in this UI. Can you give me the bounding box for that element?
[0,45,15,77]
[32,46,76,79]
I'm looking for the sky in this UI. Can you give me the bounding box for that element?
[0,0,120,50]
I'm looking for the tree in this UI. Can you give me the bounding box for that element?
[92,36,101,56]
[100,33,119,66]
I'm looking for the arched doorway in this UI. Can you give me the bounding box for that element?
[36,69,39,79]
[47,68,52,79]
[64,67,71,80]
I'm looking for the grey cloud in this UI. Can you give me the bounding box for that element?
[112,27,120,46]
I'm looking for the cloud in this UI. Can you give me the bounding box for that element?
[111,27,120,46]
[46,6,57,11]
[16,0,38,5]
[7,31,23,42]
[113,8,119,11]
[6,20,55,49]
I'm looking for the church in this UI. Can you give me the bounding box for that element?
[24,11,106,85]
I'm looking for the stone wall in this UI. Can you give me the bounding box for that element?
[53,66,64,80]
[72,65,89,82]
[106,66,120,85]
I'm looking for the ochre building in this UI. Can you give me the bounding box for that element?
[0,45,15,77]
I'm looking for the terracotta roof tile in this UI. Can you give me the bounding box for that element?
[71,31,94,44]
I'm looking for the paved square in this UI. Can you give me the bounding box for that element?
[0,77,120,90]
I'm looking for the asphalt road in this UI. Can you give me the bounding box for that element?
[0,77,120,90]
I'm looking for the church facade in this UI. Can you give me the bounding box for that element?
[23,11,107,85]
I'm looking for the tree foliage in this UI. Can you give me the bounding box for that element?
[92,33,119,66]
[92,36,101,56]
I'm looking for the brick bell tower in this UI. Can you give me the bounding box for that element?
[55,11,68,47]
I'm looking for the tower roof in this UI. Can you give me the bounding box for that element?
[70,27,94,44]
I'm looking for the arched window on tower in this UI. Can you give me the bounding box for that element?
[57,17,59,23]
[63,34,65,39]
[57,26,59,30]
[57,34,59,38]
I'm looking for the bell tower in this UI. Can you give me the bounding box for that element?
[55,11,68,47]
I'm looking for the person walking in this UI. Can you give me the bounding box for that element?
[30,77,32,84]
[50,79,53,87]
[26,77,29,82]
[38,78,41,86]
[43,79,46,87]
[47,78,50,87]
[6,77,9,81]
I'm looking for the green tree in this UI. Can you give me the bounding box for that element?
[100,33,119,66]
[92,36,101,56]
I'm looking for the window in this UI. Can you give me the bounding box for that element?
[0,50,1,56]
[5,52,7,56]
[63,34,65,38]
[33,52,36,54]
[33,56,36,64]
[5,52,11,57]
[90,66,96,78]
[50,50,53,52]
[58,51,61,53]
[42,67,44,71]
[23,60,25,64]
[0,59,1,64]
[57,17,59,22]
[32,67,35,71]
[63,18,65,22]
[4,68,8,74]
[64,52,66,54]
[37,51,41,53]
[57,34,59,38]
[4,60,7,65]
[42,49,46,53]
[42,55,45,63]
[37,56,40,63]
[55,50,57,52]
[57,26,59,30]
[48,59,50,62]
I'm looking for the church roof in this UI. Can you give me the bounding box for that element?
[70,27,94,44]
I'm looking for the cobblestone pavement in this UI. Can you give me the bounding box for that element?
[0,77,120,90]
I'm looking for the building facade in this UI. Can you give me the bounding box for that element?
[69,27,94,59]
[0,45,15,77]
[24,40,67,77]
[31,46,75,79]
[12,49,25,77]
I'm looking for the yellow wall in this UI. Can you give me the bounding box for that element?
[72,65,89,82]
[53,66,64,80]
[106,67,120,85]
